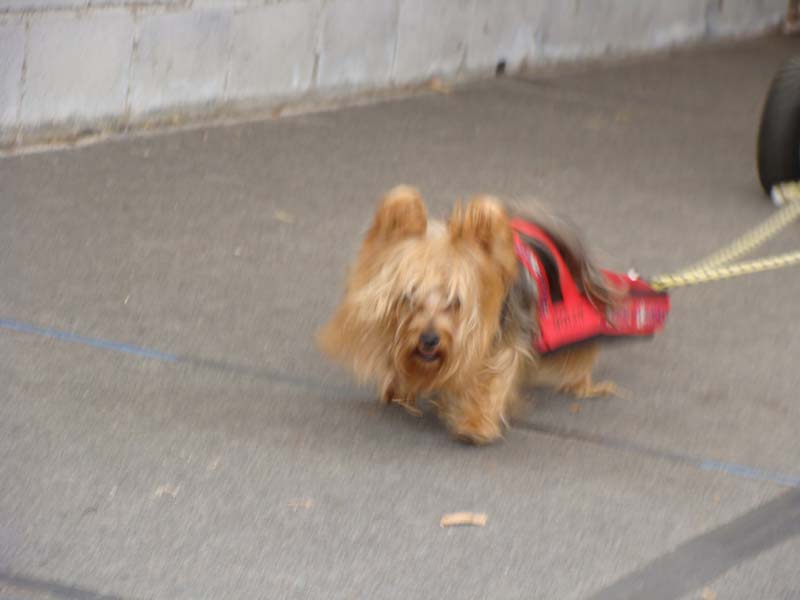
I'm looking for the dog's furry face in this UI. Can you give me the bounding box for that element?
[385,217,514,389]
[317,186,520,394]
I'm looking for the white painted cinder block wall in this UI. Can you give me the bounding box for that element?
[0,0,786,146]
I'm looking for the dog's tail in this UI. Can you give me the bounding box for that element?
[511,207,620,309]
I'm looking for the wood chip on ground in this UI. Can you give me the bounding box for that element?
[440,512,487,528]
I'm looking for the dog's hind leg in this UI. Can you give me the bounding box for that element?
[558,373,621,398]
[531,343,626,399]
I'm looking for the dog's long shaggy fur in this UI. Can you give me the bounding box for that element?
[317,186,619,444]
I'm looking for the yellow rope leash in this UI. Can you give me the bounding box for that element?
[649,182,800,292]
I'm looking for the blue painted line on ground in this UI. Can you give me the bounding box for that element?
[0,318,179,362]
[0,317,361,397]
[699,459,800,489]
[3,316,799,490]
[519,422,800,490]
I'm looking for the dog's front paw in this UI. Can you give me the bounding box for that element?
[380,383,396,405]
[393,397,422,417]
[449,415,503,445]
[380,383,422,416]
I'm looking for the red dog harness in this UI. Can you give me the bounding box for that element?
[511,218,670,354]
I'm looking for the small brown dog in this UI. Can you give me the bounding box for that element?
[318,186,619,444]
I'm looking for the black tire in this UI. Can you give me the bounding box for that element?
[757,57,800,195]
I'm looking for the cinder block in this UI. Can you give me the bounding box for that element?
[1,0,179,9]
[541,0,707,59]
[130,9,232,117]
[0,22,25,129]
[20,10,134,127]
[393,0,472,84]
[707,0,784,35]
[227,1,319,101]
[641,1,708,48]
[317,0,398,90]
[541,0,615,59]
[467,0,546,73]
[1,0,85,9]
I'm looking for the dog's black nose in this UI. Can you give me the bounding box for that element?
[419,330,440,350]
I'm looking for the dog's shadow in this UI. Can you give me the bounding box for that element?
[373,384,618,420]
[520,386,584,413]
[517,369,632,419]
[373,387,600,433]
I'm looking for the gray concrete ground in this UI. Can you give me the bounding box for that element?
[2,35,800,600]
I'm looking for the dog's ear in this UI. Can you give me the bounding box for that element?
[450,196,517,284]
[364,185,427,247]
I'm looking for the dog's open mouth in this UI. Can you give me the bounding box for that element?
[414,348,441,363]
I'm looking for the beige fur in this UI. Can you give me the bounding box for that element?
[318,186,618,444]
